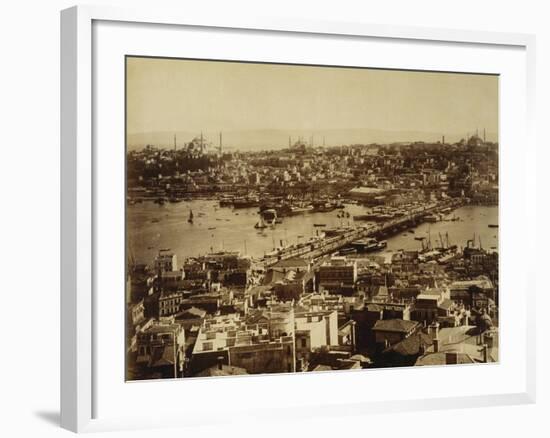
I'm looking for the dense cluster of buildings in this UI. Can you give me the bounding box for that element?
[127,236,498,379]
[126,133,498,379]
[127,133,498,208]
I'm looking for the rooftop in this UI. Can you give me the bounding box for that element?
[372,319,419,334]
[415,352,475,366]
[271,257,309,268]
[386,332,434,357]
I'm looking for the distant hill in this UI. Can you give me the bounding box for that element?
[127,128,497,151]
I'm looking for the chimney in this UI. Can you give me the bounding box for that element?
[419,336,426,355]
[433,338,440,353]
[217,356,224,370]
[446,352,458,365]
[429,321,440,340]
[479,345,488,363]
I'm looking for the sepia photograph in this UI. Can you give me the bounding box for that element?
[125,56,499,381]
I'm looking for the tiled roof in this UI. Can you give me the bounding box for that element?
[387,332,433,356]
[415,352,475,366]
[151,345,176,367]
[176,307,207,320]
[372,319,419,334]
[262,269,287,285]
[438,299,454,310]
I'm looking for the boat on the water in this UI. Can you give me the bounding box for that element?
[218,196,234,207]
[233,196,259,208]
[424,214,439,223]
[312,201,337,212]
[289,205,314,215]
[188,210,194,224]
[313,223,327,227]
[350,238,386,253]
[339,247,357,255]
[254,216,267,229]
[260,209,278,226]
[488,224,498,228]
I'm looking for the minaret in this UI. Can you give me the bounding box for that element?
[200,131,204,152]
[174,134,177,151]
[483,128,486,143]
[288,136,291,148]
[219,132,223,154]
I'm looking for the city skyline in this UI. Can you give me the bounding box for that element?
[126,57,498,150]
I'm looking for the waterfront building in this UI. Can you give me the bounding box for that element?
[318,257,357,295]
[154,249,178,273]
[348,186,387,204]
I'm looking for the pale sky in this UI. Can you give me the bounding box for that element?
[126,56,498,140]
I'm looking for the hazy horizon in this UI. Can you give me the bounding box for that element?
[127,127,498,152]
[126,57,498,150]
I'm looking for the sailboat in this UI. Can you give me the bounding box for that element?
[188,209,194,224]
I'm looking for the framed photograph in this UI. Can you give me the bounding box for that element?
[61,5,536,433]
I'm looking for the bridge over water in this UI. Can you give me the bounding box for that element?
[262,199,464,266]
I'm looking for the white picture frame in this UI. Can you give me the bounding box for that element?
[61,4,536,433]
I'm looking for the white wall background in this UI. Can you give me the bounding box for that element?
[0,1,546,437]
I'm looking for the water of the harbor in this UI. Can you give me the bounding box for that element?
[127,200,498,264]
